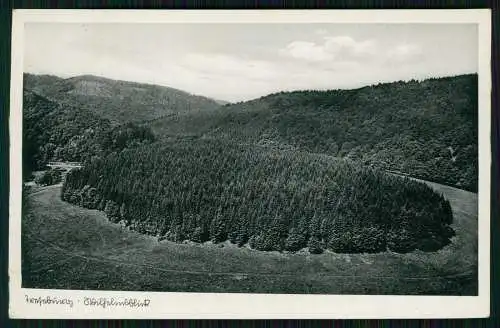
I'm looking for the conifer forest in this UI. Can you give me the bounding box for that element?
[21,71,479,295]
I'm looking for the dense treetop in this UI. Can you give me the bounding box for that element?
[63,139,455,254]
[24,73,478,192]
[150,75,478,191]
[23,72,473,254]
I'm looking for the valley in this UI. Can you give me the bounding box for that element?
[21,175,477,294]
[21,72,480,295]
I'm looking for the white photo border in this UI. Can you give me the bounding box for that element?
[9,9,492,319]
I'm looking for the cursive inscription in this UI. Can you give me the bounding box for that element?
[25,295,74,308]
[23,294,151,310]
[83,297,151,309]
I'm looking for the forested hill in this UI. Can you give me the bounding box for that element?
[23,73,222,124]
[63,139,455,254]
[23,89,155,178]
[24,73,478,191]
[151,74,478,191]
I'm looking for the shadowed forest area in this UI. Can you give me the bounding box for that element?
[62,139,455,254]
[21,72,478,294]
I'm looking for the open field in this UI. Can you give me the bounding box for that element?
[21,181,477,295]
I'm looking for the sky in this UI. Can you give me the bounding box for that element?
[24,23,478,102]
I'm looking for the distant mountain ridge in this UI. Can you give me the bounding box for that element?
[23,73,222,124]
[148,74,478,191]
[23,72,478,191]
[23,74,63,90]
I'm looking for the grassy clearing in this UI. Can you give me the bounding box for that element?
[21,183,477,295]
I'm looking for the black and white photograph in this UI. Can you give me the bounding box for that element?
[9,10,491,319]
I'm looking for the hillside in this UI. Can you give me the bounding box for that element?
[23,73,63,90]
[23,73,222,124]
[149,74,478,191]
[63,139,455,254]
[24,73,477,192]
[23,89,155,178]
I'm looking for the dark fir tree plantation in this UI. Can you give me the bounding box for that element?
[23,73,476,255]
[62,139,455,254]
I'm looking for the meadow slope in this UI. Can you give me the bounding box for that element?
[21,179,477,295]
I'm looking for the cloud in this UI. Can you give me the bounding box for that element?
[323,36,378,57]
[281,41,333,62]
[387,44,423,62]
[181,53,278,81]
[24,23,474,102]
[280,35,378,63]
[281,34,423,67]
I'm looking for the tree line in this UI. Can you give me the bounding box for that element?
[214,74,478,191]
[62,139,454,254]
